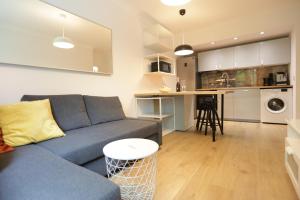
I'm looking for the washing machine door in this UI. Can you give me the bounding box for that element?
[265,97,286,114]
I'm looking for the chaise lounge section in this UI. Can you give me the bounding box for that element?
[0,94,162,200]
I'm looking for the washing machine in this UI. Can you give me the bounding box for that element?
[260,88,293,124]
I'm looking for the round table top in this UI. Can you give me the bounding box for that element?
[103,138,159,160]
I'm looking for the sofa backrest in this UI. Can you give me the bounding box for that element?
[21,94,126,130]
[21,95,91,131]
[83,96,126,125]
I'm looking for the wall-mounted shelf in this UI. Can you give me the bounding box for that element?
[144,71,175,77]
[143,24,173,53]
[144,43,172,53]
[144,53,176,76]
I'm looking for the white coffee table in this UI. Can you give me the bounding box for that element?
[103,138,159,200]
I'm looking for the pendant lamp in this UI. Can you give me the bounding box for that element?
[53,14,74,49]
[174,9,194,56]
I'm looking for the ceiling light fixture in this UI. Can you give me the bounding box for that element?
[174,9,194,56]
[161,0,191,6]
[53,14,74,49]
[210,41,215,45]
[260,31,265,35]
[233,37,238,40]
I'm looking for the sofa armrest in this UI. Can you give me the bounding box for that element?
[126,117,162,145]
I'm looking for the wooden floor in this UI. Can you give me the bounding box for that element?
[154,121,298,200]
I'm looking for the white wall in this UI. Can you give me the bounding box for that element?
[0,0,152,117]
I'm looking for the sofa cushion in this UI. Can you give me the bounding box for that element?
[0,145,120,200]
[0,99,65,147]
[83,96,125,125]
[36,119,160,165]
[21,95,91,131]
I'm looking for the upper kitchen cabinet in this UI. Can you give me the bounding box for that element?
[235,43,261,68]
[198,50,219,72]
[218,47,235,70]
[198,47,235,72]
[197,37,291,72]
[260,37,291,66]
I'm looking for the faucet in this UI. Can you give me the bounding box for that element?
[221,72,230,87]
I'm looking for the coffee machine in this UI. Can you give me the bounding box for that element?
[276,72,288,85]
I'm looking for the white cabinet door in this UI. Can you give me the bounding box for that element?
[235,43,261,68]
[218,93,235,120]
[261,37,291,66]
[198,50,219,72]
[233,89,260,121]
[218,47,235,70]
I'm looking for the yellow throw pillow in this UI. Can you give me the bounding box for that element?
[0,99,65,147]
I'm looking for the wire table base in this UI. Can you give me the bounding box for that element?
[105,153,157,200]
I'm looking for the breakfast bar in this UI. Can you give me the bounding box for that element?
[135,90,233,142]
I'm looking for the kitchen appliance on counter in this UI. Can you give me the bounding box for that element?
[260,88,293,124]
[151,61,171,73]
[276,72,288,85]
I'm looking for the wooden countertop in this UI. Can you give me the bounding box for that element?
[196,85,293,91]
[135,90,233,97]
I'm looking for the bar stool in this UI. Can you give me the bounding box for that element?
[196,95,223,136]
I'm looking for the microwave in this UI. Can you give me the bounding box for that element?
[151,61,171,73]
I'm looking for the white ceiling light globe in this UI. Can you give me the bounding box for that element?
[53,36,74,49]
[161,0,191,6]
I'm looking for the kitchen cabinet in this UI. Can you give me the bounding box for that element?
[198,50,219,72]
[218,92,234,119]
[198,47,235,72]
[235,43,261,68]
[218,89,260,122]
[198,37,291,72]
[260,37,291,66]
[233,89,260,121]
[218,47,235,70]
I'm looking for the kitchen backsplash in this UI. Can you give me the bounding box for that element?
[199,65,289,88]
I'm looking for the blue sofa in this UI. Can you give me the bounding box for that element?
[0,95,162,200]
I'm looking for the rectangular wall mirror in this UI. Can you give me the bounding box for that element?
[0,0,113,75]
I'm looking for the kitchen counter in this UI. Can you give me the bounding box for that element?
[135,90,233,97]
[196,85,293,91]
[135,90,233,142]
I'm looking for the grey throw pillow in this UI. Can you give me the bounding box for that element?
[83,96,126,125]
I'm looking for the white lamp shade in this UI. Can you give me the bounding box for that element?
[53,36,74,49]
[161,0,191,6]
[175,49,194,56]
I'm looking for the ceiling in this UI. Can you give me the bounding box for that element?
[124,0,299,51]
[125,0,298,33]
